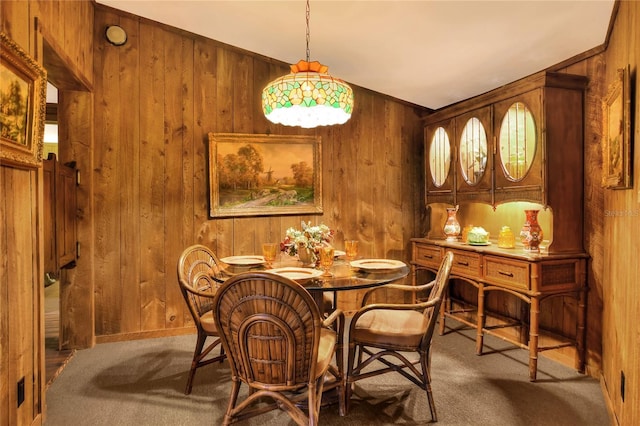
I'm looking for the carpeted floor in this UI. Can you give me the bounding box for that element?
[44,326,610,425]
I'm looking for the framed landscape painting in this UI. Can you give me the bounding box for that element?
[208,133,323,218]
[0,32,47,167]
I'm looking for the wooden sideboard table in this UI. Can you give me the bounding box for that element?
[411,238,588,381]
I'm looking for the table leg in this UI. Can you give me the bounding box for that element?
[577,289,587,373]
[311,291,327,317]
[475,283,485,355]
[529,296,540,381]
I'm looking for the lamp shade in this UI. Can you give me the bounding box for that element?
[261,60,354,128]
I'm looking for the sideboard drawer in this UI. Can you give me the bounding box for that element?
[414,244,442,269]
[484,256,530,290]
[449,249,481,279]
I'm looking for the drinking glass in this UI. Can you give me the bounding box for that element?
[345,240,359,261]
[262,243,278,268]
[319,246,335,277]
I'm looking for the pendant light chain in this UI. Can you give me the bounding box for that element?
[305,0,311,63]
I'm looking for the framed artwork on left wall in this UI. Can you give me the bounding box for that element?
[0,32,47,167]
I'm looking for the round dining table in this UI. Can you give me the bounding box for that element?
[219,255,411,315]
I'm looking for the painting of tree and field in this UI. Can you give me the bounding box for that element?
[209,134,322,217]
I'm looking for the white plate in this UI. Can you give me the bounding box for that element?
[350,259,406,271]
[220,255,266,266]
[468,242,491,246]
[266,267,323,281]
[334,250,346,258]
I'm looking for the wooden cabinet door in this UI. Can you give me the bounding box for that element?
[493,89,544,196]
[455,106,493,204]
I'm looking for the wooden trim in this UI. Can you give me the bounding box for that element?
[422,71,588,124]
[36,18,92,92]
[95,326,197,344]
[602,0,621,50]
[600,374,620,426]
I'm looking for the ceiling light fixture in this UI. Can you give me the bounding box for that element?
[261,0,354,128]
[105,25,127,46]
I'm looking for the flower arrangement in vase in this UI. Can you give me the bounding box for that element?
[281,221,334,266]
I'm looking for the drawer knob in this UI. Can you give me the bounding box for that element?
[457,261,469,266]
[423,254,433,259]
[498,270,514,277]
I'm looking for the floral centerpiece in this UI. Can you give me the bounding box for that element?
[281,221,334,265]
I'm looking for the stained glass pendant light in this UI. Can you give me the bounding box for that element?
[261,0,354,128]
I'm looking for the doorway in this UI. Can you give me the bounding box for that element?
[42,81,75,386]
[40,27,94,385]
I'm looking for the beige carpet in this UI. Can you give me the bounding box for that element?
[43,325,609,425]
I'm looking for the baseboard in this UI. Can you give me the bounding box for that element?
[96,326,196,344]
[600,374,619,425]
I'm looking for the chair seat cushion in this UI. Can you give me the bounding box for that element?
[316,328,337,378]
[353,309,426,348]
[200,310,217,334]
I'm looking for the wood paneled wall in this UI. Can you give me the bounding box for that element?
[600,1,640,424]
[1,1,93,424]
[91,5,426,339]
[2,0,638,424]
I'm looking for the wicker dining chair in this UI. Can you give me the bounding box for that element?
[213,271,346,426]
[177,244,227,395]
[346,251,454,422]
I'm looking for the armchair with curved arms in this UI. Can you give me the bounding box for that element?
[177,244,227,395]
[213,271,346,426]
[346,251,454,422]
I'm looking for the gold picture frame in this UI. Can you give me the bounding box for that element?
[602,65,632,189]
[0,32,47,167]
[208,133,323,218]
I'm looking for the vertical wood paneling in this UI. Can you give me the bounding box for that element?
[372,96,389,255]
[382,101,405,259]
[139,22,166,331]
[93,9,122,335]
[118,14,141,334]
[0,1,30,48]
[163,30,189,329]
[601,2,640,424]
[180,36,196,327]
[354,91,375,257]
[4,169,36,424]
[193,39,217,250]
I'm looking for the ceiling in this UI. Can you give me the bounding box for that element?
[95,0,615,110]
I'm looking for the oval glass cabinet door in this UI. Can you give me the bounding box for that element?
[498,102,537,181]
[428,126,452,187]
[459,117,488,185]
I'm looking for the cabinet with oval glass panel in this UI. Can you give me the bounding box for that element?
[455,107,492,204]
[424,119,455,205]
[493,89,543,202]
[422,71,588,253]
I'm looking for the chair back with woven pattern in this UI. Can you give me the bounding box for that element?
[214,271,323,389]
[421,251,454,351]
[177,244,224,322]
[176,244,227,394]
